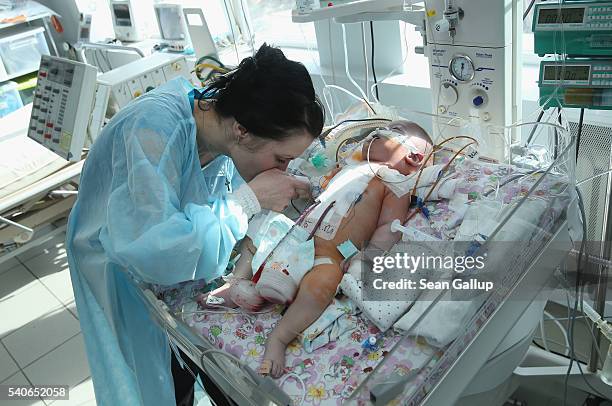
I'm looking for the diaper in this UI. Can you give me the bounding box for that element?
[248,211,315,304]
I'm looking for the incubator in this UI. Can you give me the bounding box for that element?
[138,108,578,405]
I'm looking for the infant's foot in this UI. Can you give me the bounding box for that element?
[260,335,287,378]
[196,284,236,308]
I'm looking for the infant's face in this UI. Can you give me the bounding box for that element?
[363,135,431,175]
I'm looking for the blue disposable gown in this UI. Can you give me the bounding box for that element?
[66,77,249,405]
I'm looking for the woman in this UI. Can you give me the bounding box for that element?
[66,44,324,405]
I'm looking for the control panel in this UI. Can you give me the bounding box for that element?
[422,0,520,163]
[27,56,97,161]
[427,44,512,160]
[539,59,612,109]
[89,53,191,138]
[533,1,612,56]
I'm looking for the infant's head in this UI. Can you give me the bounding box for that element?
[363,120,433,175]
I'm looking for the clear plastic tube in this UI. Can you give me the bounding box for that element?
[279,372,306,405]
[361,22,370,101]
[576,169,612,187]
[298,23,335,123]
[341,24,370,103]
[325,84,369,107]
[543,310,570,355]
[602,346,612,385]
[370,21,410,103]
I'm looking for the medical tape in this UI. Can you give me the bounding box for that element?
[337,240,359,260]
[377,165,447,198]
[368,129,421,154]
[313,257,334,267]
[251,202,321,283]
[206,295,225,306]
[304,163,378,240]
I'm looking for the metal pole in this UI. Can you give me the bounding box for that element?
[588,239,610,373]
[42,17,60,56]
[588,143,612,372]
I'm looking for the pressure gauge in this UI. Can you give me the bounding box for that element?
[449,55,475,83]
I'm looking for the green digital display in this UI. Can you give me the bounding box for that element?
[543,65,591,81]
[538,8,585,24]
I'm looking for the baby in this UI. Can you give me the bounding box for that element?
[201,120,433,377]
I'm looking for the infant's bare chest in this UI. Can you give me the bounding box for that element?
[315,177,387,250]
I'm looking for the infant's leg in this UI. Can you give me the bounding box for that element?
[197,284,235,308]
[262,257,343,377]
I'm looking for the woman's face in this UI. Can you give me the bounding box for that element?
[229,129,314,181]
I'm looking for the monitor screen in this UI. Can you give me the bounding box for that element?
[156,7,185,41]
[79,27,90,41]
[113,4,132,27]
[544,65,591,81]
[538,7,585,24]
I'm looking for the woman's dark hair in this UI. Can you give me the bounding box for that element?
[204,44,324,140]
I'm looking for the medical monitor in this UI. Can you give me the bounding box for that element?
[110,0,157,42]
[112,3,132,27]
[156,4,187,41]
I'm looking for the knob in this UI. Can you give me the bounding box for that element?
[471,90,488,108]
[434,18,450,33]
[440,82,458,106]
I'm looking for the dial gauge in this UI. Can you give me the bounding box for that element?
[449,55,475,83]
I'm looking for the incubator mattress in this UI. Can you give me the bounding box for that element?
[157,156,572,405]
[0,134,69,201]
[0,104,70,202]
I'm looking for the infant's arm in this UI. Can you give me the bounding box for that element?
[231,237,256,279]
[369,189,411,252]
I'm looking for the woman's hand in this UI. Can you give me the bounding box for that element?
[248,169,311,212]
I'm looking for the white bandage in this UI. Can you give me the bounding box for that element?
[313,257,334,267]
[206,295,225,305]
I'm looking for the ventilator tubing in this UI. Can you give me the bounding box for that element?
[602,345,612,386]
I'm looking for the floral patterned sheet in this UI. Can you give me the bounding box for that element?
[406,157,570,240]
[155,157,571,406]
[175,297,441,406]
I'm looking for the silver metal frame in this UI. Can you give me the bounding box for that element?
[0,150,83,266]
[139,287,292,406]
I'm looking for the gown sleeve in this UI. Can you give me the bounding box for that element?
[99,101,249,286]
